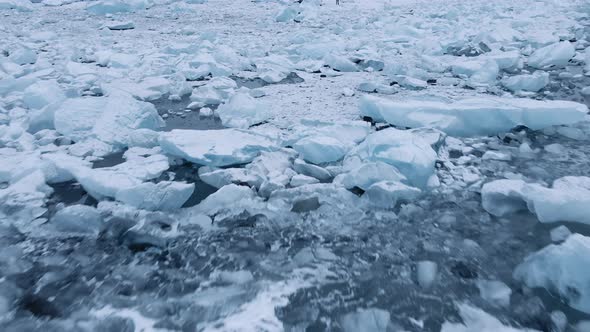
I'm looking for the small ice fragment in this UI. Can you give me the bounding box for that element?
[416,260,438,288]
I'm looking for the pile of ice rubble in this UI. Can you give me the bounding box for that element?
[2,0,590,330]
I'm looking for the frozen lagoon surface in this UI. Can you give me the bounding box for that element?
[2,0,590,331]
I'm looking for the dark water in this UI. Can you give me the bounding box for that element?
[150,95,224,131]
[231,72,304,89]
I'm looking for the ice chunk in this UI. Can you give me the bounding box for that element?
[363,180,421,208]
[441,304,539,332]
[210,270,253,285]
[344,128,437,188]
[481,179,527,217]
[528,42,575,69]
[550,311,567,332]
[286,120,371,147]
[41,152,92,183]
[115,181,194,210]
[324,54,358,72]
[482,150,512,161]
[74,167,142,200]
[198,167,260,189]
[339,308,392,332]
[395,75,427,90]
[51,205,103,235]
[502,72,549,92]
[360,95,588,137]
[196,149,294,196]
[216,93,271,129]
[104,76,178,101]
[514,234,590,314]
[159,129,278,167]
[190,77,236,105]
[275,6,298,22]
[23,80,66,110]
[290,174,319,187]
[487,51,522,71]
[8,45,37,65]
[0,0,33,11]
[292,158,332,182]
[416,261,438,288]
[269,183,358,213]
[107,21,135,30]
[550,225,571,243]
[476,280,511,308]
[482,177,590,225]
[52,154,169,202]
[467,60,499,87]
[293,135,349,164]
[87,0,151,15]
[0,171,52,225]
[53,94,164,147]
[334,162,407,191]
[525,176,590,224]
[194,184,264,219]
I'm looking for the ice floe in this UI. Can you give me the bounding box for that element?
[360,95,588,137]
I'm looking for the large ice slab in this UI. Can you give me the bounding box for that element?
[159,129,278,166]
[514,234,590,314]
[360,95,588,137]
[53,94,164,147]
